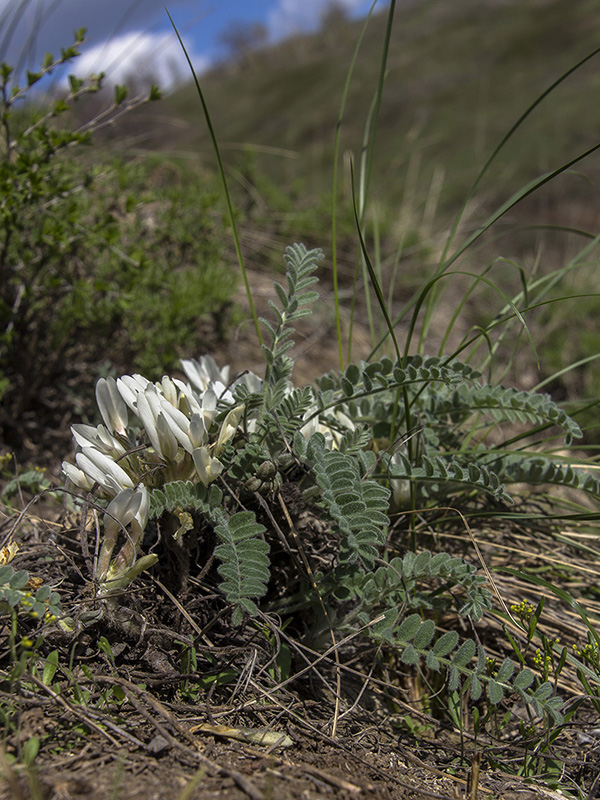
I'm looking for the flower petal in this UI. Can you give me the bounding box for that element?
[160,402,194,453]
[215,405,244,455]
[62,461,94,491]
[76,447,134,492]
[189,412,207,448]
[96,377,128,435]
[117,374,149,411]
[135,392,163,457]
[103,488,141,539]
[71,423,125,457]
[192,446,223,486]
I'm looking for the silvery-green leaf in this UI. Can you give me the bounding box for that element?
[448,664,460,692]
[401,644,419,664]
[513,668,534,691]
[496,657,515,683]
[488,679,504,705]
[470,675,483,701]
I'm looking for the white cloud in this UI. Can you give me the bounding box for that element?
[268,0,372,39]
[71,30,208,91]
[0,0,204,90]
[0,0,169,62]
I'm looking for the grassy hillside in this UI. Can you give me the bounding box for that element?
[158,0,600,223]
[45,0,600,420]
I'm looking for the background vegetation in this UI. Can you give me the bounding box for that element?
[4,0,600,451]
[100,0,600,419]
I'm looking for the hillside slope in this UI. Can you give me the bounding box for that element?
[157,0,600,220]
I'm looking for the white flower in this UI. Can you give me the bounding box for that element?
[192,446,224,486]
[98,486,151,589]
[116,374,150,412]
[233,370,263,394]
[300,405,355,450]
[135,388,179,461]
[389,447,411,508]
[173,378,203,417]
[199,386,218,424]
[181,355,230,393]
[71,423,126,458]
[62,461,95,491]
[134,484,150,537]
[96,377,128,436]
[102,486,149,544]
[189,412,207,448]
[75,446,134,495]
[103,488,141,542]
[66,358,257,507]
[159,375,180,407]
[160,401,195,453]
[181,356,263,405]
[215,405,245,455]
[300,409,320,441]
[177,385,220,433]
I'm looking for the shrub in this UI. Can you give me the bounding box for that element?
[0,33,237,451]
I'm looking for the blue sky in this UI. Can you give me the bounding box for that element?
[0,0,378,90]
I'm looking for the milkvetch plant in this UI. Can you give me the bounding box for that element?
[46,7,600,794]
[62,242,596,726]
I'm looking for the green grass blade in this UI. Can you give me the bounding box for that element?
[351,161,400,364]
[360,0,396,209]
[440,44,600,267]
[166,8,263,347]
[442,140,600,276]
[399,142,600,358]
[533,352,600,393]
[331,1,378,370]
[352,0,397,355]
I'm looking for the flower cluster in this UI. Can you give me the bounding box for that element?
[62,356,260,592]
[62,354,361,594]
